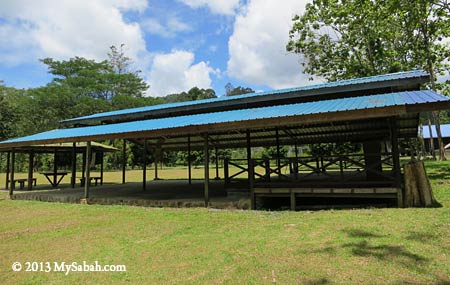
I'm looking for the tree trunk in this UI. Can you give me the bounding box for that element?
[403,161,437,207]
[432,111,446,160]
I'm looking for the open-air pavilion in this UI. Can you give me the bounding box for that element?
[1,70,449,210]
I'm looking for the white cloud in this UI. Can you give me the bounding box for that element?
[178,0,241,15]
[147,50,215,97]
[0,0,148,66]
[227,0,313,89]
[141,16,192,38]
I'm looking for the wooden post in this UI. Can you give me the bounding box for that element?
[246,129,252,181]
[143,139,147,191]
[276,128,281,178]
[27,151,34,190]
[188,136,192,184]
[84,142,91,199]
[214,147,220,180]
[71,143,76,188]
[9,150,15,196]
[224,158,229,185]
[265,159,271,182]
[390,118,403,207]
[154,148,159,180]
[5,151,10,190]
[53,149,58,187]
[100,152,104,186]
[82,150,86,182]
[204,134,210,207]
[122,140,126,184]
[290,191,296,211]
[249,159,255,210]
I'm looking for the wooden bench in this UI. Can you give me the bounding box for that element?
[12,178,37,190]
[80,177,102,187]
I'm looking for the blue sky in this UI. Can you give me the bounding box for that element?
[0,0,313,97]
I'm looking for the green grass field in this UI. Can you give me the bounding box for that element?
[0,161,449,284]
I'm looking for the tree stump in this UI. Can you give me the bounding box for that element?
[403,161,437,207]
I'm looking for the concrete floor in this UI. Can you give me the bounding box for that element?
[7,180,251,209]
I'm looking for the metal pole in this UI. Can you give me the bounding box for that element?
[204,134,210,207]
[27,151,34,190]
[188,136,192,184]
[84,142,91,199]
[122,140,126,184]
[9,150,15,196]
[71,142,76,188]
[143,139,147,191]
[5,151,10,190]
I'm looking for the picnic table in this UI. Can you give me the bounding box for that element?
[40,171,69,187]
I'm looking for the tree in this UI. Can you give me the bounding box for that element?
[224,82,254,96]
[163,87,217,103]
[41,45,148,100]
[287,0,450,160]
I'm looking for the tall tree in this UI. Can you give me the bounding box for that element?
[41,45,148,100]
[224,83,254,96]
[287,0,450,159]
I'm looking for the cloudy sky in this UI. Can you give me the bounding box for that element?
[0,0,313,97]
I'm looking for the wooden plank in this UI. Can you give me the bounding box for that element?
[290,191,296,211]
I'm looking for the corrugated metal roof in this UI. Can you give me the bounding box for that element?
[422,124,450,138]
[1,89,447,146]
[61,70,428,124]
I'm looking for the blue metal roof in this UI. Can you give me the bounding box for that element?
[422,124,450,139]
[61,70,428,123]
[1,89,447,146]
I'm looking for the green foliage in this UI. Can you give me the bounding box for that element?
[287,0,450,92]
[307,143,361,157]
[224,83,254,96]
[163,87,217,103]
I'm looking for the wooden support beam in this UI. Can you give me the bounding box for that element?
[390,118,403,207]
[214,146,220,180]
[100,151,104,186]
[84,141,91,199]
[9,150,15,196]
[53,149,58,187]
[204,134,210,207]
[224,158,229,185]
[71,142,76,188]
[290,191,296,211]
[143,139,147,191]
[154,148,159,180]
[246,129,251,181]
[82,150,86,180]
[249,159,255,210]
[188,135,192,184]
[5,151,10,190]
[27,151,34,190]
[122,139,126,184]
[276,128,281,178]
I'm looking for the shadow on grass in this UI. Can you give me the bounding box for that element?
[303,278,331,285]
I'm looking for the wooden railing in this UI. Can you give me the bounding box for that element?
[224,153,397,186]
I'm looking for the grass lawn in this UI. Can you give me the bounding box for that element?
[0,161,449,284]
